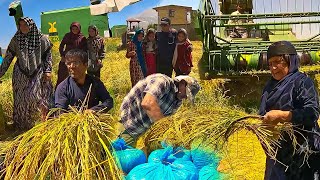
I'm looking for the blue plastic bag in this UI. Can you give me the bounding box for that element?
[112,138,147,174]
[148,146,191,163]
[0,56,3,65]
[191,149,220,170]
[127,147,199,180]
[199,164,222,180]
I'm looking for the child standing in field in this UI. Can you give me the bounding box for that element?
[172,28,193,76]
[144,28,157,76]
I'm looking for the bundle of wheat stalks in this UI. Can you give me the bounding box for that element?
[143,105,311,170]
[0,108,122,180]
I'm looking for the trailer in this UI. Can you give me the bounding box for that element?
[41,7,110,43]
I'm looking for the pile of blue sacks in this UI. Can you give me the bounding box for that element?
[112,139,222,180]
[111,138,147,174]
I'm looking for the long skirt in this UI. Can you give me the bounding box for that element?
[145,53,156,76]
[55,61,69,89]
[129,58,144,87]
[265,156,318,180]
[12,64,53,130]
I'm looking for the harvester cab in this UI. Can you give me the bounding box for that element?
[198,0,320,79]
[125,18,141,43]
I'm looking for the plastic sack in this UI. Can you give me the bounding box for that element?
[199,164,222,180]
[112,138,147,174]
[127,147,199,180]
[148,146,191,163]
[0,56,3,65]
[191,148,220,170]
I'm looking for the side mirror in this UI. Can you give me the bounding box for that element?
[90,0,101,5]
[8,1,23,28]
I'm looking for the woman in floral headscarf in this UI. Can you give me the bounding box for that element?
[0,17,53,130]
[126,29,147,87]
[87,25,105,78]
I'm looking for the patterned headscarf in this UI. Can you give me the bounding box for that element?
[15,17,42,55]
[88,25,104,51]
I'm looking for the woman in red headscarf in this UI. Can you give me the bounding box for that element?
[56,22,87,88]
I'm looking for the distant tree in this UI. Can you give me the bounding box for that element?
[147,24,157,30]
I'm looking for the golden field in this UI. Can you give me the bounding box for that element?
[2,38,308,179]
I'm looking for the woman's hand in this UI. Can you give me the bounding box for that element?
[263,110,292,125]
[98,60,103,67]
[127,51,136,57]
[84,109,95,115]
[43,73,52,81]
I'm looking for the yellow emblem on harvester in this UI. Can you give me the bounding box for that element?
[48,22,57,33]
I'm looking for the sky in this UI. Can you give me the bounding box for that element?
[0,0,198,48]
[0,0,320,48]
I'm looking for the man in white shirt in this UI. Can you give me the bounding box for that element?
[227,4,249,38]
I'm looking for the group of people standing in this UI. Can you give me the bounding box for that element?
[2,16,320,180]
[0,17,107,130]
[126,17,193,87]
[56,22,105,88]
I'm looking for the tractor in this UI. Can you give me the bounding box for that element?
[119,18,142,49]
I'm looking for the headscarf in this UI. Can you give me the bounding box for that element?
[146,28,156,40]
[68,22,85,46]
[174,75,201,104]
[15,17,42,55]
[132,29,147,76]
[59,22,86,57]
[177,28,188,41]
[172,28,192,67]
[267,41,299,73]
[12,17,52,77]
[88,25,104,52]
[259,41,301,115]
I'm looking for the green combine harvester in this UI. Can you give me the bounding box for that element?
[198,0,320,79]
[197,0,320,110]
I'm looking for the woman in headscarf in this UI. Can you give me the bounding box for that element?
[260,41,320,180]
[126,29,147,87]
[87,25,105,78]
[56,22,87,88]
[0,17,53,131]
[172,28,193,76]
[143,28,157,76]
